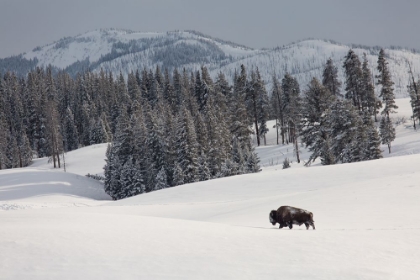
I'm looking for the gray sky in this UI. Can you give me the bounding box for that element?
[1,0,419,58]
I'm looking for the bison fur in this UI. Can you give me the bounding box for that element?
[269,206,315,230]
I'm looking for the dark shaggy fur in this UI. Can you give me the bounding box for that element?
[269,206,315,230]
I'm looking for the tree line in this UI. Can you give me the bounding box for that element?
[0,64,266,199]
[0,48,411,200]
[270,49,398,165]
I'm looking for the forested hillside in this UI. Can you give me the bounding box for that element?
[1,46,418,199]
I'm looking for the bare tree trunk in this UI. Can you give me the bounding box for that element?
[57,142,61,168]
[18,147,23,168]
[408,61,419,130]
[253,97,260,146]
[294,135,300,163]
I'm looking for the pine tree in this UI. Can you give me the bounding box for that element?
[245,146,261,173]
[361,53,380,120]
[172,162,185,187]
[89,117,109,145]
[326,100,361,163]
[63,107,79,151]
[362,113,382,160]
[376,49,397,153]
[197,151,212,181]
[343,49,363,110]
[231,66,253,151]
[231,138,246,174]
[379,116,396,154]
[104,107,134,200]
[322,58,342,97]
[154,166,168,191]
[407,62,419,129]
[282,73,302,163]
[175,106,199,184]
[301,78,335,165]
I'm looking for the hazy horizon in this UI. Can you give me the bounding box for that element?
[1,0,419,58]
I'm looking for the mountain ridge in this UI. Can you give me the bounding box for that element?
[1,29,420,97]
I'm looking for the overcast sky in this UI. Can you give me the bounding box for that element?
[0,0,419,58]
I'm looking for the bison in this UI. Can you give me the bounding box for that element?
[269,206,315,230]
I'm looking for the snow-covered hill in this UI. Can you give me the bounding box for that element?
[2,29,420,97]
[1,98,420,279]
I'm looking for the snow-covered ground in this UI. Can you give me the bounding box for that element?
[1,98,420,279]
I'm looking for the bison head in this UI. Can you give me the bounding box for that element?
[269,210,277,225]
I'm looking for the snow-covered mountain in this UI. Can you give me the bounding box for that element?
[2,28,420,97]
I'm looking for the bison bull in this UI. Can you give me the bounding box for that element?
[269,206,315,230]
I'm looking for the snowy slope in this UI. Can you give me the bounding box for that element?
[21,29,258,70]
[2,145,420,278]
[1,100,420,279]
[217,39,420,98]
[23,29,162,69]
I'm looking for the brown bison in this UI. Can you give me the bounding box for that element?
[269,206,315,230]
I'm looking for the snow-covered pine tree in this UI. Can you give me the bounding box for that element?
[231,65,253,151]
[361,53,380,120]
[89,117,109,145]
[205,94,226,176]
[25,72,41,153]
[63,107,79,151]
[0,121,7,170]
[282,73,302,163]
[145,107,168,189]
[198,66,213,111]
[326,100,361,163]
[198,151,212,181]
[362,112,382,160]
[379,116,396,154]
[172,162,185,187]
[301,77,335,165]
[5,132,19,168]
[175,106,199,184]
[163,68,176,112]
[343,49,363,110]
[154,166,168,191]
[130,100,150,192]
[322,58,342,97]
[245,146,261,173]
[231,137,246,175]
[376,49,397,153]
[104,108,133,199]
[407,62,419,129]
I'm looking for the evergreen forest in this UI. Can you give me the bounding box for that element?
[1,48,416,200]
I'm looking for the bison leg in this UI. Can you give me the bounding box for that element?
[288,222,293,229]
[311,223,316,230]
[304,222,309,230]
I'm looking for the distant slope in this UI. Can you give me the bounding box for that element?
[218,39,420,98]
[0,168,110,210]
[1,29,420,97]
